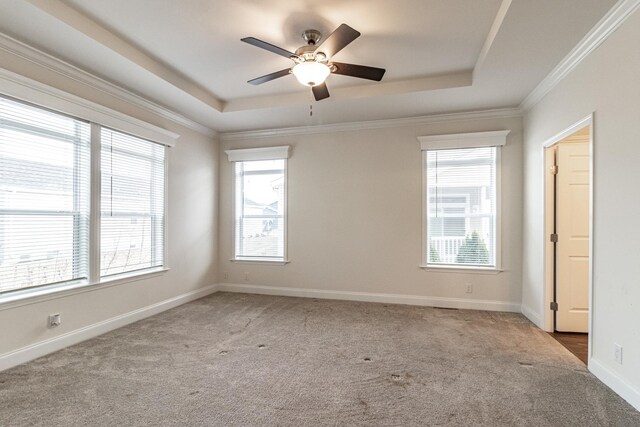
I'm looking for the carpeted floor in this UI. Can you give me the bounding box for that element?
[1,292,638,426]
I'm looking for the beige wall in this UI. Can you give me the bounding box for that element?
[0,51,219,356]
[219,116,523,308]
[522,9,640,407]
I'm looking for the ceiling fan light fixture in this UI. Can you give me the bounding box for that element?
[292,61,330,87]
[242,24,384,101]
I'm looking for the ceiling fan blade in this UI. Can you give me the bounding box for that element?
[241,37,296,59]
[312,83,330,101]
[248,69,291,85]
[314,24,360,59]
[331,62,386,81]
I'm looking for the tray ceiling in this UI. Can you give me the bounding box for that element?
[0,0,618,132]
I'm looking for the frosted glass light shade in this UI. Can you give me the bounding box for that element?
[292,62,330,87]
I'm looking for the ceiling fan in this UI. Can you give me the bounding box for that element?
[241,24,386,101]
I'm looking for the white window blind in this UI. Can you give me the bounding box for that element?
[0,96,90,293]
[234,159,286,261]
[425,147,497,267]
[100,128,165,277]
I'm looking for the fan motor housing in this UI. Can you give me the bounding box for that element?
[294,30,328,62]
[294,44,316,57]
[302,29,322,45]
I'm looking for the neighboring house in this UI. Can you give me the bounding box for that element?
[241,198,279,236]
[239,175,284,257]
[0,156,75,292]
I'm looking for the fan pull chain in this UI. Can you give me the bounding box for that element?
[310,104,313,117]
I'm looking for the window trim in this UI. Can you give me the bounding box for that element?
[0,267,170,310]
[0,68,179,146]
[225,145,290,162]
[419,131,508,272]
[0,76,173,303]
[226,146,290,264]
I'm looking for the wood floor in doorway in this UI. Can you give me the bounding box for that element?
[550,332,588,364]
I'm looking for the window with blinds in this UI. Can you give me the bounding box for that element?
[100,128,165,277]
[0,96,90,293]
[425,147,497,267]
[234,159,285,261]
[0,94,168,297]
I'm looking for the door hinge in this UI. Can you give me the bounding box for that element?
[550,301,558,311]
[550,233,558,243]
[551,165,558,175]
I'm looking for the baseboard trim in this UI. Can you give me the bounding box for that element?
[589,358,640,412]
[520,304,543,329]
[217,283,521,313]
[0,283,219,372]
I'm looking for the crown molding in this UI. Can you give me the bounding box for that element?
[220,107,522,141]
[0,67,179,146]
[520,0,640,111]
[0,32,218,138]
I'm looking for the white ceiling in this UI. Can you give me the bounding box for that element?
[0,0,618,132]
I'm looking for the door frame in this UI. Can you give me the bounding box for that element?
[542,114,594,360]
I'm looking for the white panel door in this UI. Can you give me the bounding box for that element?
[556,142,590,332]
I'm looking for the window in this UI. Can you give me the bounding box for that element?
[420,131,508,269]
[0,94,168,297]
[226,146,290,262]
[234,159,285,260]
[0,97,90,293]
[100,128,165,277]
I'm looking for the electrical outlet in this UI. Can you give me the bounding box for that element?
[223,272,229,280]
[48,313,61,328]
[614,343,623,365]
[244,272,249,282]
[465,283,473,294]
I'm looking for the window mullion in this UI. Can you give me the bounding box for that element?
[282,159,288,261]
[150,148,156,267]
[72,121,81,280]
[89,123,101,284]
[238,162,245,257]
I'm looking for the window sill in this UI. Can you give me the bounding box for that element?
[0,267,169,311]
[230,258,290,265]
[420,265,503,275]
[100,267,169,285]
